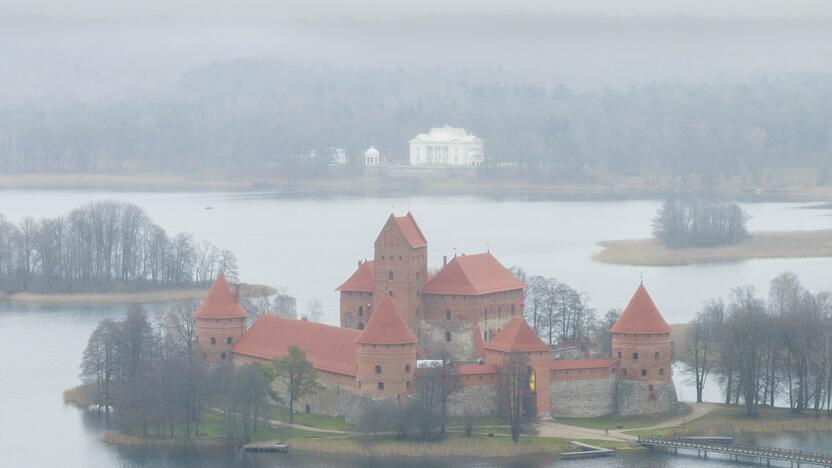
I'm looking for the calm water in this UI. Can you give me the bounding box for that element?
[1,190,832,467]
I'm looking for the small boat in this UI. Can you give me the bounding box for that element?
[243,442,289,453]
[204,206,214,210]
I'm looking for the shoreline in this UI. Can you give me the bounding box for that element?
[2,173,832,202]
[3,283,275,305]
[593,230,832,266]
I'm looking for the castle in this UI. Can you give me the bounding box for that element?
[195,213,678,419]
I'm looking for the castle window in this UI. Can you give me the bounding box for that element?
[210,337,216,345]
[659,368,665,375]
[416,272,420,279]
[405,364,411,374]
[358,323,364,330]
[445,310,451,320]
[632,352,639,360]
[446,332,452,342]
[226,337,233,345]
[641,369,647,377]
[358,306,364,316]
[399,256,402,261]
[406,381,411,389]
[388,271,394,280]
[375,365,382,374]
[358,381,362,389]
[617,351,622,359]
[377,382,384,390]
[511,304,515,314]
[623,369,628,376]
[220,352,226,360]
[305,404,310,414]
[654,352,660,359]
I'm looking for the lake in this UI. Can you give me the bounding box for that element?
[1,190,831,467]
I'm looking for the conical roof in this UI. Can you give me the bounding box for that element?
[611,284,671,334]
[484,317,549,353]
[356,295,417,345]
[195,274,248,319]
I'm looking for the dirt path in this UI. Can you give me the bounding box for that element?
[538,403,718,442]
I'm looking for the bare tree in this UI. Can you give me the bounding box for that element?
[497,352,538,442]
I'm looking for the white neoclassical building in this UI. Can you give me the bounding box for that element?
[364,146,380,167]
[409,126,484,167]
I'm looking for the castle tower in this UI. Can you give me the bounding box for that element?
[195,274,248,365]
[484,317,552,417]
[355,295,418,397]
[372,213,428,326]
[611,284,677,415]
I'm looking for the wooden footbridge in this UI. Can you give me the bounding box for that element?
[639,435,832,467]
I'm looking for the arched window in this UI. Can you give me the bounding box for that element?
[654,352,660,359]
[375,365,382,374]
[358,305,364,316]
[445,310,451,320]
[405,364,411,373]
[617,351,622,359]
[659,368,665,375]
[358,323,364,330]
[641,369,647,377]
[388,271,394,280]
[632,352,639,360]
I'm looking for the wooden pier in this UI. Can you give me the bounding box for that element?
[243,441,289,453]
[560,441,616,459]
[639,435,832,467]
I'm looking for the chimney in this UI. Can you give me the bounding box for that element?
[443,255,447,267]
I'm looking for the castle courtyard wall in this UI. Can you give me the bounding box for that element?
[447,384,498,417]
[550,375,616,418]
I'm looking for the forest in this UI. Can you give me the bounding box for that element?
[1,61,831,185]
[0,200,236,293]
[652,199,749,248]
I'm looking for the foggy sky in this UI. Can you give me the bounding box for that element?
[2,0,831,20]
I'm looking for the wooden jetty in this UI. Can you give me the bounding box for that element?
[560,441,616,459]
[639,435,832,467]
[243,441,289,453]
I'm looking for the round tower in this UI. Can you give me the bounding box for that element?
[195,274,249,365]
[611,283,677,416]
[611,284,672,383]
[355,295,417,397]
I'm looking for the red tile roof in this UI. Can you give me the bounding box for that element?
[394,212,427,248]
[231,315,360,375]
[457,363,499,375]
[356,295,417,345]
[551,358,616,371]
[423,252,525,296]
[611,284,671,334]
[195,274,248,319]
[336,260,375,292]
[484,317,549,353]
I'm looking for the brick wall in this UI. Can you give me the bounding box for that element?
[339,291,373,330]
[196,316,247,365]
[356,342,417,397]
[612,332,672,383]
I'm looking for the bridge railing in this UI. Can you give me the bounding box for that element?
[638,435,832,464]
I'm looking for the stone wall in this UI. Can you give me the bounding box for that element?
[550,375,616,418]
[616,379,678,416]
[447,384,498,417]
[418,320,477,361]
[270,378,359,418]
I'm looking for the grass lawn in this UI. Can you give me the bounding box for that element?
[558,408,688,431]
[626,404,832,437]
[268,405,351,431]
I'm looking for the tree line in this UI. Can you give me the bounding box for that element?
[653,199,749,248]
[2,60,831,185]
[0,200,237,293]
[680,272,832,416]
